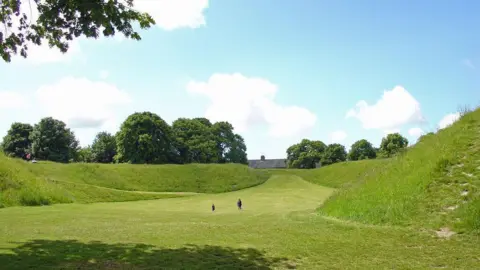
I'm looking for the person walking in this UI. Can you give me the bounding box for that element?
[212,203,216,212]
[237,199,242,210]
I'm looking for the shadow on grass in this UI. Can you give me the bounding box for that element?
[0,239,292,269]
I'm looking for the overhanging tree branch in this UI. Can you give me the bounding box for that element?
[0,0,155,62]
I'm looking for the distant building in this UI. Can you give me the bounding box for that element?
[248,155,287,169]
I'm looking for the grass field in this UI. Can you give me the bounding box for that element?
[1,176,479,269]
[1,109,480,269]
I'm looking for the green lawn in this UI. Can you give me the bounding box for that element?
[1,175,479,269]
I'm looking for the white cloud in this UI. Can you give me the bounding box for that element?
[187,73,317,138]
[134,0,208,30]
[0,91,27,109]
[408,127,425,139]
[36,77,131,130]
[329,130,347,143]
[1,1,82,64]
[438,112,460,129]
[346,86,425,132]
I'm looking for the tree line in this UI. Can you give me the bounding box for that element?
[286,133,410,169]
[0,112,248,165]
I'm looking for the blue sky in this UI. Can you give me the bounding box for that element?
[0,0,478,159]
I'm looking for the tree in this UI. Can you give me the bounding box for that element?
[76,146,94,163]
[171,118,248,164]
[172,118,218,164]
[378,133,409,158]
[29,117,79,162]
[211,121,234,163]
[348,139,376,161]
[1,122,33,158]
[224,134,248,164]
[211,121,248,164]
[322,143,347,165]
[193,117,213,127]
[286,139,326,169]
[91,131,116,163]
[116,112,173,164]
[1,0,155,62]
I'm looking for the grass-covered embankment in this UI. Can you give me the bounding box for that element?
[0,156,193,207]
[320,108,480,233]
[25,161,270,193]
[0,154,269,208]
[267,158,391,189]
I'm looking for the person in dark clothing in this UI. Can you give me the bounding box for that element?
[237,199,242,210]
[212,203,215,212]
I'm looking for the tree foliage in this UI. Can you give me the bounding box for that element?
[193,117,213,127]
[76,146,94,163]
[1,122,33,158]
[172,118,248,164]
[91,131,116,163]
[322,143,347,165]
[212,121,248,164]
[172,118,218,164]
[29,117,79,163]
[287,139,326,169]
[348,139,376,161]
[378,133,409,158]
[224,134,248,164]
[1,112,248,165]
[115,112,174,164]
[0,0,155,62]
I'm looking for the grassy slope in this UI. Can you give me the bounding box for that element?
[1,176,478,269]
[265,158,391,188]
[0,156,191,207]
[24,161,270,193]
[0,154,269,207]
[320,108,480,233]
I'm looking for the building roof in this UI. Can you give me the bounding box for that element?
[248,159,287,169]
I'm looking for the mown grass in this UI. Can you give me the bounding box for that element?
[1,176,479,269]
[320,108,480,233]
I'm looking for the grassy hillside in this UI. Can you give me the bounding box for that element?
[0,155,193,208]
[320,108,480,233]
[266,158,391,188]
[0,154,269,208]
[24,161,270,193]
